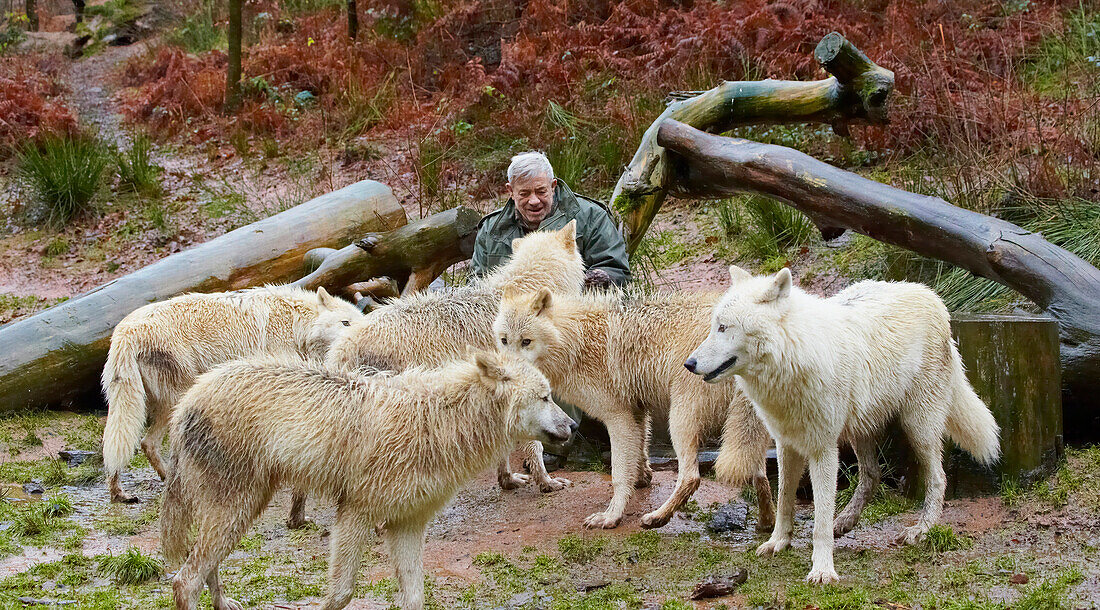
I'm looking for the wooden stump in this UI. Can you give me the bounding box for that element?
[946,313,1063,496]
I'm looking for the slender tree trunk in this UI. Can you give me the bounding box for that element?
[611,32,894,254]
[347,0,358,39]
[25,0,38,31]
[225,0,243,113]
[72,0,84,24]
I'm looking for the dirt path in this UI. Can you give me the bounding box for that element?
[62,41,148,148]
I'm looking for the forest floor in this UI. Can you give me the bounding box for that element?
[0,412,1096,609]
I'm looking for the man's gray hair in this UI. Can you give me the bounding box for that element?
[507,151,555,184]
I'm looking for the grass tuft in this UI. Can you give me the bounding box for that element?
[558,533,607,564]
[17,134,109,227]
[115,134,163,197]
[97,546,164,584]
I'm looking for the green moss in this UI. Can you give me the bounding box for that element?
[558,533,607,564]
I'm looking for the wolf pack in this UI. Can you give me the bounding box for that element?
[99,220,1001,610]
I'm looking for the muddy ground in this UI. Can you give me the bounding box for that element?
[0,411,1096,609]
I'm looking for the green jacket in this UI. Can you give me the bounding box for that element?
[471,181,631,286]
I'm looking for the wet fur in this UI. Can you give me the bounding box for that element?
[325,223,586,493]
[101,284,361,513]
[688,267,1000,583]
[494,289,775,530]
[161,351,574,610]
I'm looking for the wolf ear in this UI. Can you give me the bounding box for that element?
[530,288,553,316]
[316,286,335,308]
[760,268,792,302]
[470,347,509,382]
[728,265,752,285]
[558,220,577,246]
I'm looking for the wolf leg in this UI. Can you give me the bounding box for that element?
[319,503,373,610]
[385,518,429,610]
[497,451,531,490]
[834,437,880,537]
[805,446,840,584]
[641,398,703,528]
[898,407,948,545]
[140,407,171,481]
[584,410,642,529]
[757,442,805,557]
[286,491,312,529]
[525,441,572,493]
[635,412,653,488]
[206,570,243,610]
[173,499,258,610]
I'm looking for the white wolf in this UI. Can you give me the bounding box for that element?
[161,349,576,610]
[101,284,361,511]
[686,266,1000,584]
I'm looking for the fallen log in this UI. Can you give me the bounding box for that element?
[655,118,1100,416]
[611,32,893,253]
[0,180,406,412]
[293,206,481,297]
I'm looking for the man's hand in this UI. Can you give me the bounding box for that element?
[584,268,613,289]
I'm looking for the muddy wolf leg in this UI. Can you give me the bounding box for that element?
[141,405,172,481]
[757,442,805,557]
[497,449,531,490]
[834,437,881,538]
[319,503,373,610]
[286,491,311,530]
[524,441,573,493]
[898,408,948,545]
[205,570,243,610]
[172,499,261,610]
[584,410,642,529]
[384,518,429,610]
[805,446,840,584]
[715,398,774,531]
[641,398,703,529]
[635,411,653,489]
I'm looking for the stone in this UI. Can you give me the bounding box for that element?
[707,502,748,533]
[689,569,748,599]
[22,481,45,496]
[58,450,97,467]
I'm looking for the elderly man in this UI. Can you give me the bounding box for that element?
[471,151,630,287]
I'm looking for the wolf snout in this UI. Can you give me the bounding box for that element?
[684,357,698,374]
[546,417,578,444]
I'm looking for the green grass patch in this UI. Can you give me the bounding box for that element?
[166,0,225,53]
[557,533,607,564]
[17,134,109,227]
[1021,8,1100,95]
[97,546,164,584]
[115,134,163,198]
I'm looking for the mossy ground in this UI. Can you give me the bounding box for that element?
[0,410,1095,608]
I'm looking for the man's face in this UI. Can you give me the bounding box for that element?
[508,173,556,226]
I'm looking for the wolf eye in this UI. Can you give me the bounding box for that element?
[341,320,351,327]
[717,324,727,333]
[500,337,508,345]
[521,338,531,347]
[543,394,552,401]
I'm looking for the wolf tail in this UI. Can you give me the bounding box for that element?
[945,355,1001,466]
[101,335,148,489]
[160,453,194,564]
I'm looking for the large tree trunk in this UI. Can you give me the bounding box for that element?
[655,118,1100,417]
[26,0,38,31]
[611,32,893,254]
[225,0,243,112]
[293,205,481,296]
[347,0,358,39]
[0,181,406,412]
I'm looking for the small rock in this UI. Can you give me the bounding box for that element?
[22,481,45,496]
[1010,573,1029,585]
[168,241,181,253]
[708,502,748,533]
[18,598,77,606]
[690,569,748,600]
[576,578,610,592]
[506,591,535,607]
[58,450,97,467]
[295,90,317,107]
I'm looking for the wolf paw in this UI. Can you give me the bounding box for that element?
[538,476,572,493]
[755,537,789,556]
[584,511,622,529]
[214,596,244,610]
[498,472,531,491]
[639,511,671,529]
[897,525,927,545]
[806,567,840,585]
[634,468,653,489]
[833,514,859,538]
[286,516,313,530]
